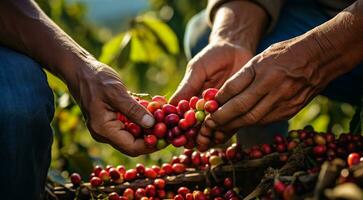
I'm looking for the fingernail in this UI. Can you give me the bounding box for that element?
[141,114,155,128]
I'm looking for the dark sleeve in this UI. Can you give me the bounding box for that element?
[206,0,285,33]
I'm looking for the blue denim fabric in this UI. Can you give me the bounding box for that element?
[0,46,54,200]
[184,0,362,145]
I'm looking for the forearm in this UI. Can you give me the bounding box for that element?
[210,1,268,53]
[0,0,95,86]
[301,0,363,83]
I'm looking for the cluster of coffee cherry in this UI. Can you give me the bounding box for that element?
[117,88,219,149]
[69,127,363,200]
[105,177,238,200]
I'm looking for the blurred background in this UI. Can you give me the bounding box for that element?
[37,0,356,181]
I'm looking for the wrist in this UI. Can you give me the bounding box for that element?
[210,1,268,53]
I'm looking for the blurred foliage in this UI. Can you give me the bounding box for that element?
[36,0,357,181]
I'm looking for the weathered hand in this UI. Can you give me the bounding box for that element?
[69,60,155,156]
[170,42,253,105]
[197,36,335,151]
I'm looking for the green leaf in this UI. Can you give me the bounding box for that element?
[137,15,179,55]
[130,29,163,63]
[116,32,132,68]
[99,33,125,65]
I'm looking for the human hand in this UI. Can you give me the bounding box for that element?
[197,36,337,151]
[68,59,155,156]
[170,42,253,105]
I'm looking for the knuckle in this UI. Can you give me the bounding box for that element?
[125,102,143,120]
[243,111,260,124]
[233,97,248,113]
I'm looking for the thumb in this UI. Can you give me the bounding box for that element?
[169,64,206,105]
[113,91,155,128]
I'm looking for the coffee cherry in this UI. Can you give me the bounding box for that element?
[145,168,157,179]
[151,165,160,174]
[135,188,147,200]
[90,176,102,187]
[209,155,223,166]
[210,186,223,197]
[191,151,202,166]
[171,156,180,164]
[283,185,295,200]
[185,128,197,139]
[99,169,110,182]
[172,135,188,147]
[93,165,103,176]
[314,134,326,145]
[204,100,218,113]
[178,100,190,113]
[154,178,166,189]
[313,145,327,156]
[116,165,126,175]
[202,88,218,101]
[172,163,186,174]
[124,188,135,200]
[195,111,205,122]
[153,109,165,122]
[226,146,237,160]
[177,187,189,198]
[185,193,194,200]
[161,163,173,174]
[156,139,167,149]
[193,191,206,200]
[162,104,178,115]
[179,119,191,130]
[70,173,81,185]
[261,144,272,154]
[124,169,137,181]
[196,99,206,111]
[274,180,286,195]
[109,192,120,200]
[287,141,298,151]
[165,114,180,127]
[152,95,167,106]
[147,101,162,114]
[249,149,263,159]
[174,194,184,200]
[146,184,157,197]
[136,163,146,174]
[144,135,157,147]
[275,143,286,153]
[158,189,167,199]
[274,134,285,144]
[348,153,360,167]
[109,168,121,180]
[184,110,197,126]
[179,154,191,165]
[183,148,194,157]
[189,96,199,109]
[139,100,149,108]
[325,133,335,143]
[171,126,182,137]
[127,123,142,137]
[224,177,233,189]
[153,122,167,138]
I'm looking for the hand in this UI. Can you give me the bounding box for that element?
[170,42,253,105]
[197,36,335,151]
[69,59,155,157]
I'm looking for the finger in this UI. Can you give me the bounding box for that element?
[215,65,255,105]
[105,120,157,156]
[169,62,206,105]
[218,93,278,131]
[114,91,155,128]
[211,84,266,126]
